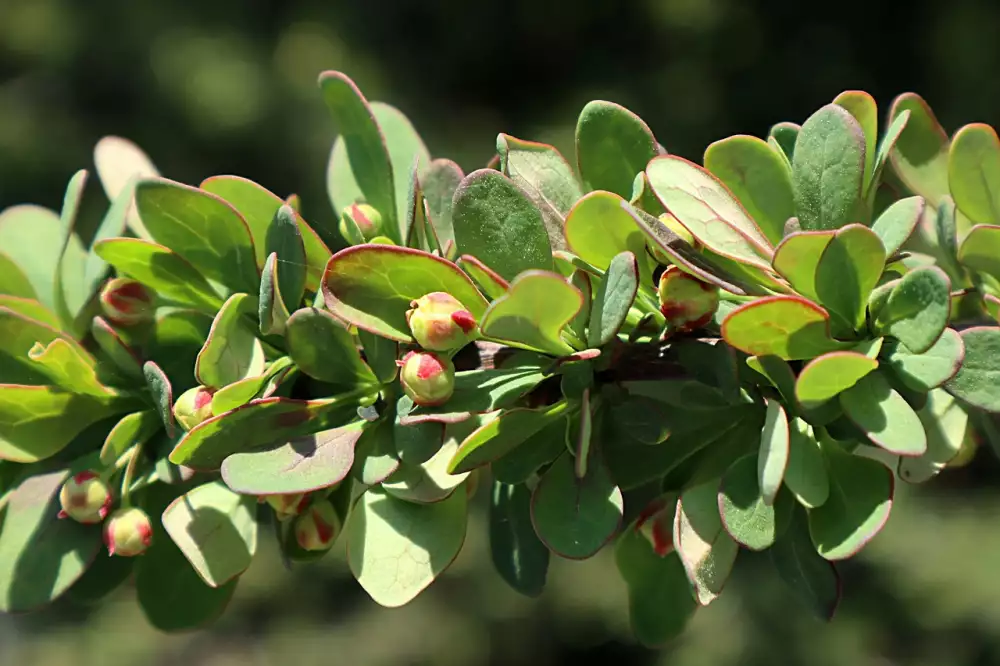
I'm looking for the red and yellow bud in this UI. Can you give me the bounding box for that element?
[339,203,383,242]
[58,471,113,524]
[293,500,342,551]
[634,496,675,557]
[405,292,478,351]
[173,386,215,431]
[398,351,455,406]
[263,492,311,521]
[657,266,719,333]
[99,277,155,326]
[103,507,154,557]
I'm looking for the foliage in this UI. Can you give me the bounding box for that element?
[1,72,999,648]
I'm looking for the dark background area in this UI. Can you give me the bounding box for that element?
[3,0,1000,664]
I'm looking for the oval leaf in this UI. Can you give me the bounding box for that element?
[673,481,738,605]
[285,307,378,390]
[489,481,549,597]
[871,196,925,256]
[718,454,790,551]
[587,251,639,347]
[839,371,927,456]
[814,224,886,331]
[958,224,1000,280]
[949,123,1000,224]
[770,507,841,620]
[877,266,951,354]
[721,296,848,361]
[944,326,1000,412]
[195,293,266,390]
[480,271,582,356]
[795,351,878,410]
[564,190,653,282]
[758,398,790,505]
[785,418,830,509]
[576,100,659,199]
[883,328,964,392]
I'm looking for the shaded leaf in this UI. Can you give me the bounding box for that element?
[785,418,829,508]
[883,328,964,392]
[490,481,549,597]
[870,196,925,256]
[285,307,378,390]
[587,251,638,347]
[840,371,926,456]
[673,481,738,605]
[944,326,1000,412]
[770,506,840,620]
[195,293,266,390]
[814,224,885,331]
[480,271,582,356]
[888,93,950,205]
[718,454,791,550]
[899,388,970,484]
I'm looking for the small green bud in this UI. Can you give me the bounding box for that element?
[99,277,155,326]
[339,203,383,243]
[405,292,478,352]
[173,386,215,431]
[294,500,342,551]
[58,471,112,524]
[103,507,153,557]
[398,350,455,407]
[657,266,719,333]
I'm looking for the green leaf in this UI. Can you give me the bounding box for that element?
[877,266,951,354]
[322,244,488,342]
[899,388,970,484]
[719,454,791,550]
[498,134,583,251]
[888,93,950,205]
[94,135,159,238]
[747,355,797,405]
[91,317,143,382]
[170,395,365,470]
[136,481,237,631]
[358,329,398,384]
[564,191,653,283]
[404,165,441,254]
[944,326,1000,412]
[422,159,464,254]
[143,360,176,438]
[200,177,331,291]
[258,253,292,335]
[807,443,893,560]
[958,224,1000,280]
[531,453,623,559]
[135,178,259,293]
[285,307,378,390]
[674,481,738,605]
[54,170,91,333]
[478,271,582,355]
[195,293,266,390]
[66,547,135,605]
[0,252,37,300]
[814,224,886,331]
[575,100,659,199]
[320,72,400,241]
[948,123,1000,224]
[795,351,878,410]
[784,418,829,508]
[833,90,877,187]
[0,307,82,385]
[0,466,102,611]
[162,480,258,587]
[93,238,224,312]
[792,104,866,231]
[771,230,835,301]
[839,371,926,456]
[587,251,638,347]
[457,254,509,300]
[352,418,400,485]
[870,196,925,256]
[264,204,307,310]
[721,296,848,360]
[0,205,67,312]
[703,134,795,246]
[758,398,790,505]
[394,397,444,465]
[346,486,467,607]
[492,417,566,484]
[100,409,162,465]
[0,386,124,463]
[209,357,294,415]
[147,309,214,395]
[405,366,546,424]
[615,517,697,647]
[83,183,132,296]
[448,402,568,474]
[489,481,549,597]
[28,339,118,399]
[883,328,964,392]
[770,507,840,620]
[646,156,773,269]
[868,110,910,198]
[385,427,474,503]
[452,169,553,281]
[768,122,800,162]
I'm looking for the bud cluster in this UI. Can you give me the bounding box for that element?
[57,470,154,557]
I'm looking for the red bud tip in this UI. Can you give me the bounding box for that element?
[406,292,478,351]
[58,470,113,525]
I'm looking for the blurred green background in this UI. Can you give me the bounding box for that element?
[3,0,1000,664]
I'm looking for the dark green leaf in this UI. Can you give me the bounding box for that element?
[870,196,925,256]
[718,454,791,550]
[490,481,549,597]
[944,326,1000,412]
[770,507,840,620]
[195,293,266,390]
[576,100,659,199]
[264,204,306,311]
[448,402,568,474]
[285,307,378,390]
[587,251,638,347]
[883,328,964,392]
[877,266,951,354]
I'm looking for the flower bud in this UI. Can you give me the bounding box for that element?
[398,351,455,406]
[99,277,155,326]
[657,266,719,333]
[173,386,215,431]
[294,500,342,551]
[339,203,383,242]
[58,471,113,524]
[103,507,153,557]
[263,492,311,521]
[405,292,478,352]
[634,496,675,557]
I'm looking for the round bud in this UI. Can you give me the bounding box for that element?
[99,277,155,326]
[294,500,342,551]
[398,351,455,407]
[58,471,113,524]
[657,266,719,333]
[339,203,383,243]
[173,386,215,431]
[264,492,311,521]
[405,292,478,352]
[103,507,154,557]
[634,496,675,557]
